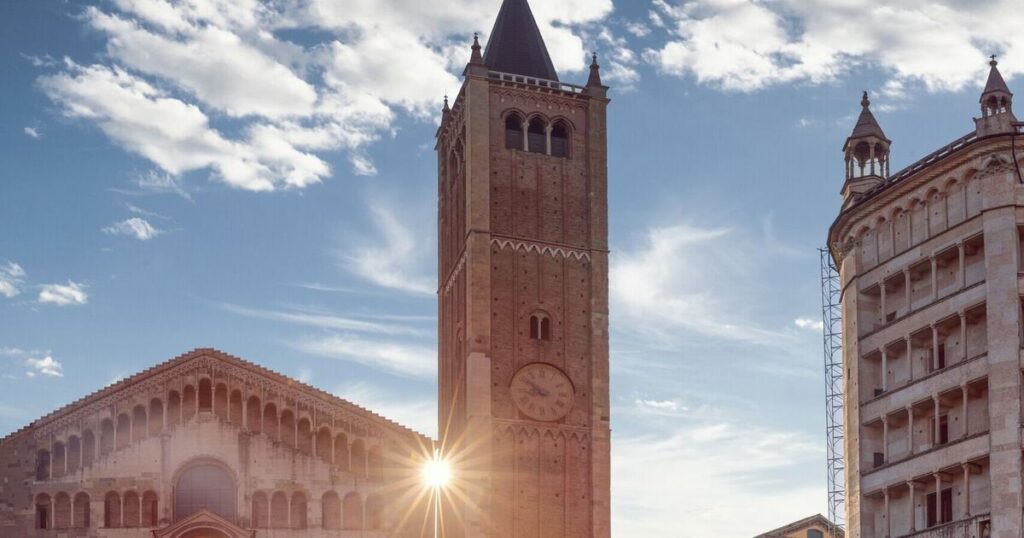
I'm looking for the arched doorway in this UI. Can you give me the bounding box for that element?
[174,463,236,522]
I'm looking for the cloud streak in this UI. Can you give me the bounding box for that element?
[0,262,26,298]
[37,281,88,306]
[103,217,163,240]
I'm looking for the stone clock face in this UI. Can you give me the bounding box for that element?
[510,363,574,422]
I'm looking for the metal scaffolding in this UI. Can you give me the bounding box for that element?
[819,247,845,531]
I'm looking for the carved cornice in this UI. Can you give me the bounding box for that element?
[493,419,592,442]
[490,237,591,262]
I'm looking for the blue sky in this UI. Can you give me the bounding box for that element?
[1,0,1020,536]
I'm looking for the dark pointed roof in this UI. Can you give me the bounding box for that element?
[849,91,888,141]
[483,0,559,81]
[982,56,1012,99]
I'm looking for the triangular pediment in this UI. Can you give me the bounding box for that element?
[151,509,253,538]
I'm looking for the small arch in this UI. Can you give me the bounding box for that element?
[182,385,197,421]
[550,120,570,158]
[297,417,312,454]
[52,442,65,477]
[167,390,181,428]
[527,117,547,154]
[142,491,158,527]
[36,493,52,529]
[351,439,367,477]
[343,492,364,530]
[100,419,114,456]
[530,312,551,341]
[229,390,243,425]
[82,430,95,467]
[123,490,140,527]
[67,436,81,474]
[198,378,213,411]
[104,491,121,528]
[116,413,131,449]
[149,398,163,437]
[334,433,350,470]
[252,491,269,528]
[290,491,308,529]
[280,409,296,447]
[263,403,279,440]
[246,396,262,433]
[270,491,289,529]
[323,491,341,529]
[132,405,147,443]
[505,112,525,150]
[316,427,332,464]
[173,460,236,521]
[73,492,90,528]
[36,449,50,480]
[54,492,71,529]
[213,383,228,420]
[366,494,384,530]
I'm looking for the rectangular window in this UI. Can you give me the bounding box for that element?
[939,415,949,445]
[937,343,946,369]
[886,311,896,323]
[873,452,884,468]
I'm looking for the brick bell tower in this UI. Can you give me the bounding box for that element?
[435,0,611,536]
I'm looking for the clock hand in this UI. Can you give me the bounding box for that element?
[526,379,550,397]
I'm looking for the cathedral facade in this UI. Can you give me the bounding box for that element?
[830,59,1022,537]
[0,1,612,537]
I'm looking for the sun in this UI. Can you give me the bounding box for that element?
[422,452,451,489]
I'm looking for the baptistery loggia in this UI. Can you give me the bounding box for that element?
[0,348,432,537]
[830,59,1024,538]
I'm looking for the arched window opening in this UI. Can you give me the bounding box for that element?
[280,410,296,447]
[229,390,243,425]
[343,492,364,530]
[290,492,307,529]
[116,414,131,449]
[36,494,51,529]
[351,439,367,477]
[149,399,163,437]
[132,405,147,443]
[252,492,269,528]
[316,428,332,464]
[198,378,213,411]
[67,436,80,473]
[530,313,551,341]
[36,449,50,481]
[366,494,384,530]
[104,492,121,528]
[182,385,196,421]
[54,492,71,528]
[174,463,236,521]
[52,443,65,478]
[100,419,114,456]
[142,491,158,527]
[297,418,312,454]
[167,391,181,428]
[263,403,278,440]
[246,396,261,433]
[82,430,95,467]
[322,491,341,529]
[214,383,228,420]
[73,493,90,528]
[527,118,546,154]
[505,114,524,150]
[334,433,350,470]
[123,490,140,527]
[270,491,288,529]
[550,121,569,158]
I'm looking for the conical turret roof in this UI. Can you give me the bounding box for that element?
[483,0,559,81]
[849,91,888,141]
[981,56,1012,100]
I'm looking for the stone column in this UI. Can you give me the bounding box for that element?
[907,481,916,532]
[883,487,891,538]
[881,348,888,391]
[882,415,889,463]
[961,384,969,438]
[962,463,972,517]
[907,406,915,456]
[520,119,528,151]
[545,125,552,155]
[880,282,887,324]
[933,394,941,445]
[931,324,940,372]
[906,336,914,382]
[934,474,943,524]
[903,268,912,313]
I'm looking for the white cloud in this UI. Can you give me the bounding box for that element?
[794,317,825,331]
[25,356,63,377]
[23,126,41,139]
[37,281,88,306]
[613,422,823,536]
[645,0,1024,94]
[343,204,435,296]
[222,303,428,337]
[635,398,685,413]
[38,0,623,190]
[0,262,26,298]
[103,217,163,240]
[611,224,793,345]
[291,333,435,379]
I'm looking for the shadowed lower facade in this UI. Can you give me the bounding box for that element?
[829,59,1023,537]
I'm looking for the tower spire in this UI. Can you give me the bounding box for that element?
[841,91,891,205]
[482,0,559,81]
[976,55,1016,136]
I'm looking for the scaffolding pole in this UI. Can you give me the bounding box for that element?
[819,247,845,532]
